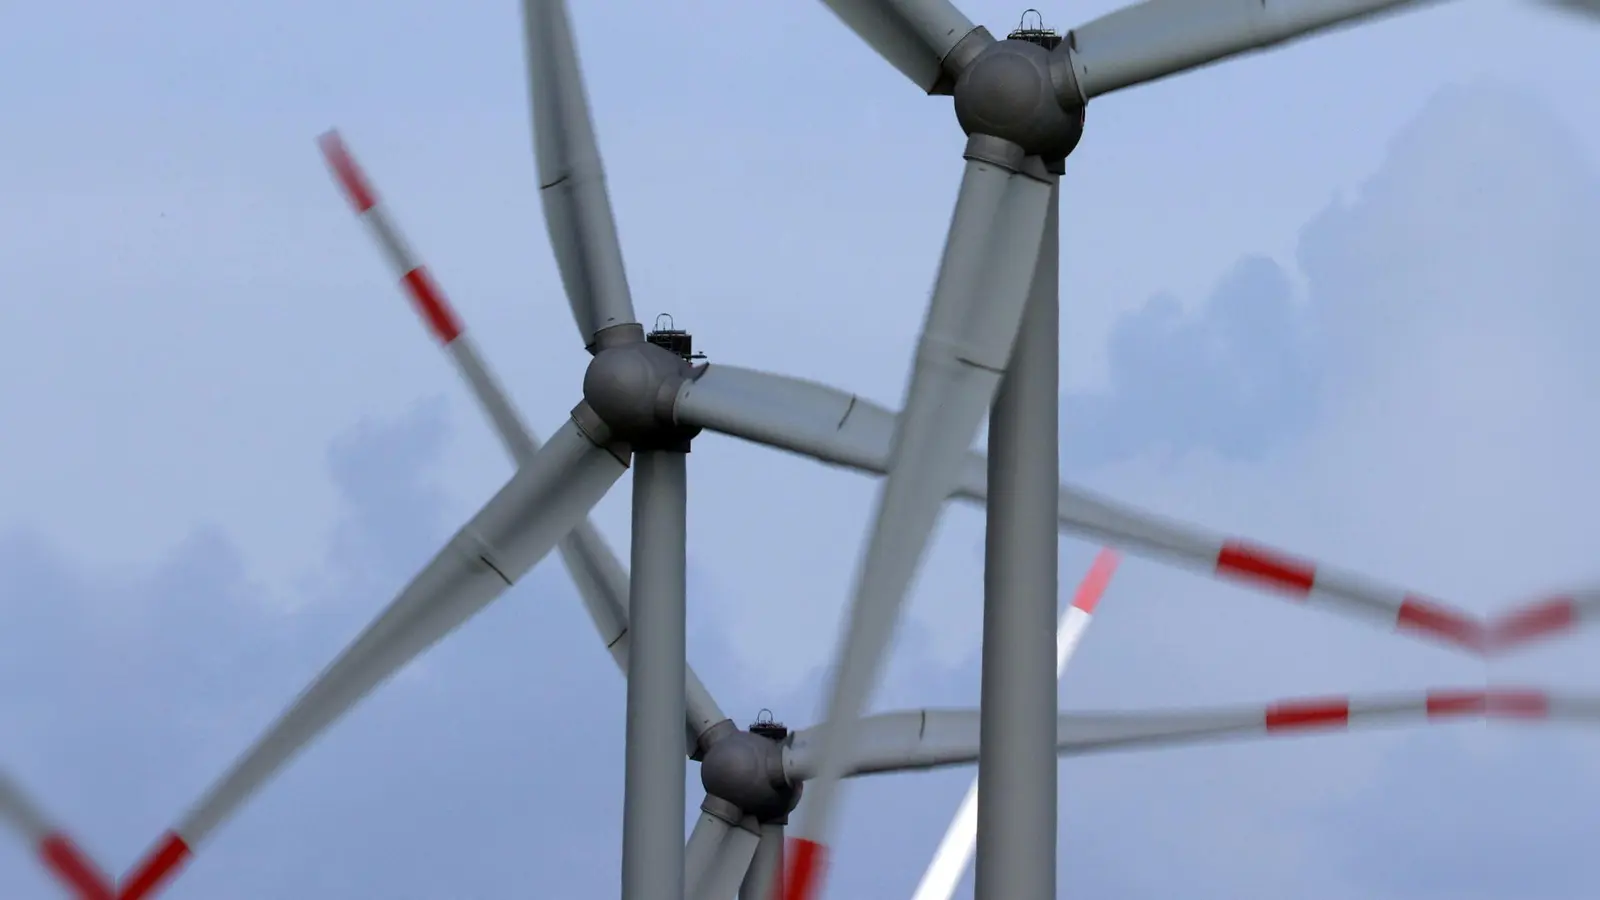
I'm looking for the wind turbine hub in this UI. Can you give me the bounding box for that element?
[953,38,1084,161]
[582,337,704,451]
[699,725,802,822]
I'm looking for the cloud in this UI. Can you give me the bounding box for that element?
[1040,80,1600,900]
[1063,253,1319,471]
[0,397,954,898]
[0,400,636,898]
[1317,726,1599,900]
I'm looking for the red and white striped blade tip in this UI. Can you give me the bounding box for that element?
[1071,549,1120,614]
[315,129,464,346]
[1212,541,1487,653]
[1486,595,1577,654]
[1263,688,1550,732]
[317,129,377,212]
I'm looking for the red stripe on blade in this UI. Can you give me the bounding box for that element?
[781,837,827,900]
[400,267,463,344]
[1215,542,1316,596]
[38,833,113,900]
[1397,598,1485,652]
[318,131,378,213]
[1264,699,1350,731]
[1425,690,1487,717]
[1070,549,1120,613]
[1486,688,1549,719]
[116,832,191,900]
[1490,597,1576,651]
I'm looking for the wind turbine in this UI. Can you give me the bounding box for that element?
[267,136,1580,897]
[106,0,1600,898]
[776,0,1600,896]
[106,126,1471,899]
[300,133,1569,900]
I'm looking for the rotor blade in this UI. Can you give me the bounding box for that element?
[1485,588,1600,655]
[1054,485,1484,652]
[911,549,1118,900]
[674,364,919,475]
[676,363,1483,652]
[707,827,765,900]
[318,130,539,463]
[740,822,787,900]
[684,804,763,900]
[782,152,1054,900]
[319,134,728,752]
[1046,689,1544,756]
[685,799,760,900]
[783,688,1546,780]
[683,804,728,897]
[1062,0,1439,101]
[521,0,639,349]
[811,0,984,93]
[0,773,113,900]
[912,766,980,900]
[114,419,627,900]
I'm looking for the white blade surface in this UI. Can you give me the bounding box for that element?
[115,420,627,899]
[740,823,786,900]
[784,687,1551,781]
[694,819,764,900]
[812,0,980,92]
[685,804,760,900]
[711,828,765,900]
[683,807,727,897]
[675,364,1485,652]
[522,0,638,347]
[0,773,113,900]
[911,548,1119,900]
[318,131,728,755]
[782,157,1054,900]
[1065,0,1436,100]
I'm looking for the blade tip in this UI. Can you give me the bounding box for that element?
[316,129,378,213]
[1484,595,1577,654]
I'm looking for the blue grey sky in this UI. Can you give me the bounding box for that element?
[3,0,1600,897]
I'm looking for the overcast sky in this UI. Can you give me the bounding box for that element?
[3,0,1600,898]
